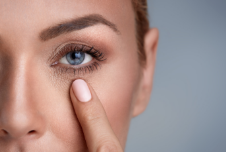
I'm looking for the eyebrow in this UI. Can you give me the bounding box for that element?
[40,14,120,41]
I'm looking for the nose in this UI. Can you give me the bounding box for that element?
[0,105,44,139]
[0,57,45,139]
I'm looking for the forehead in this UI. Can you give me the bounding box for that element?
[0,0,132,16]
[0,0,134,39]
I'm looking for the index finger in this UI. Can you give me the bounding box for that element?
[70,79,123,152]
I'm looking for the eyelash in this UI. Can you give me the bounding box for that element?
[50,43,106,75]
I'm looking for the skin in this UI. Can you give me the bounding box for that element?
[0,0,158,151]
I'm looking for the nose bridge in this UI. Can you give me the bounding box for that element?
[12,55,28,106]
[0,54,45,139]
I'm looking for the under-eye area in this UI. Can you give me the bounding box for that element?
[50,43,106,76]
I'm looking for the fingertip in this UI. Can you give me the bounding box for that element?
[72,79,92,102]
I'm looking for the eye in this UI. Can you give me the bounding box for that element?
[59,51,93,65]
[50,43,106,76]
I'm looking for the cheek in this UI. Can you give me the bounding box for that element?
[87,49,141,145]
[27,66,88,151]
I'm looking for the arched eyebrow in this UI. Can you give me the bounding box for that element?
[39,14,120,41]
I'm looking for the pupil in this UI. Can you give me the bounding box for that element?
[66,51,85,65]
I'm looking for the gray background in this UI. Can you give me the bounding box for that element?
[126,0,226,152]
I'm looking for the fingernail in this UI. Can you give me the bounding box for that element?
[72,79,91,102]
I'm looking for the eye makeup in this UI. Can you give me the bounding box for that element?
[50,43,106,76]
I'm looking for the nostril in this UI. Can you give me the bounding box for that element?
[28,130,36,134]
[2,129,8,135]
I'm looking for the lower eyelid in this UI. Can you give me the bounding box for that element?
[52,61,101,76]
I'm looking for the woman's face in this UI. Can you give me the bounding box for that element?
[0,0,148,151]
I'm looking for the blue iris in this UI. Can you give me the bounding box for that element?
[66,51,85,65]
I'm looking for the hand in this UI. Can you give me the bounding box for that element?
[70,79,124,152]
